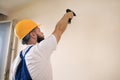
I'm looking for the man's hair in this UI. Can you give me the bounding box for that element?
[22,28,35,45]
[22,33,30,45]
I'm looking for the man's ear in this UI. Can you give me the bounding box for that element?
[30,32,36,39]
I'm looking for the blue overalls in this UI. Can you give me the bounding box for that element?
[15,46,33,80]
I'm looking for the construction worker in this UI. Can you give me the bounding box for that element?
[10,12,74,80]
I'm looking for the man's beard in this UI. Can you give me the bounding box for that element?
[37,35,44,43]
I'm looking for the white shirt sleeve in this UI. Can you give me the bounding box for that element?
[26,35,57,80]
[35,34,57,58]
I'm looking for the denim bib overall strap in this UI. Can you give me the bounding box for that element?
[15,46,33,80]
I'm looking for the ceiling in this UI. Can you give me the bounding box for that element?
[0,0,35,15]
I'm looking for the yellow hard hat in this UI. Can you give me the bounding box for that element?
[15,19,38,39]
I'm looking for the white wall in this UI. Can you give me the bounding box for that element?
[9,0,120,80]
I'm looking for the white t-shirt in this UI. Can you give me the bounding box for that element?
[11,35,57,80]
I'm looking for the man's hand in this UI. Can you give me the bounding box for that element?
[66,9,76,23]
[65,12,74,20]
